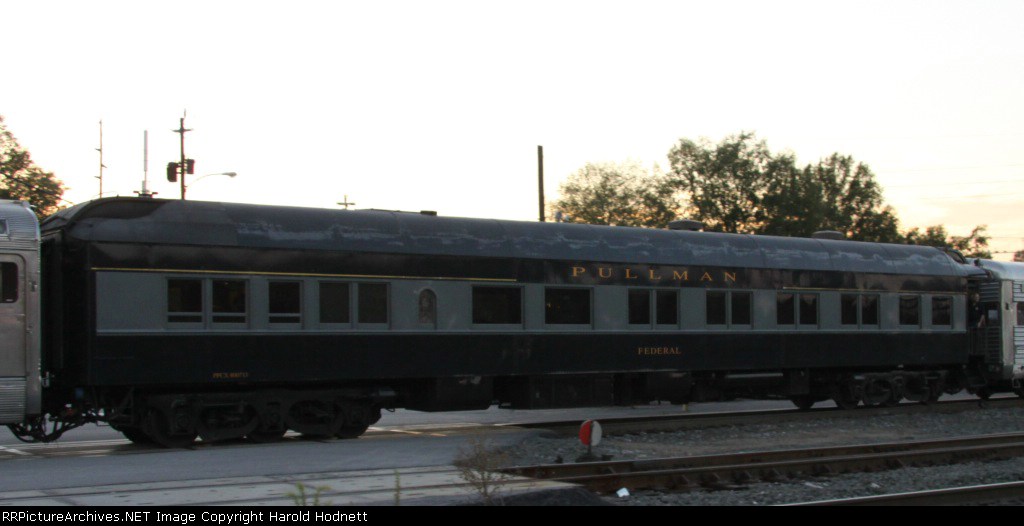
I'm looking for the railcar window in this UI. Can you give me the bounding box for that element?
[358,283,389,324]
[167,278,202,323]
[319,282,350,324]
[1017,304,1024,326]
[418,289,437,325]
[776,293,795,325]
[841,294,858,325]
[545,288,591,325]
[861,295,879,326]
[706,291,727,325]
[212,280,248,324]
[799,294,818,326]
[731,292,752,325]
[0,262,17,303]
[656,290,679,325]
[472,286,522,324]
[899,295,920,326]
[629,289,651,325]
[269,281,301,324]
[931,296,952,326]
[841,294,879,326]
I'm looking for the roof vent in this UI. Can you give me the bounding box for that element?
[812,230,845,241]
[940,247,968,264]
[668,219,704,232]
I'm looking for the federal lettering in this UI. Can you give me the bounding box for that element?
[637,346,682,355]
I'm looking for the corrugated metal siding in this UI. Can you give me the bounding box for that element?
[1015,326,1024,368]
[978,282,1003,362]
[979,327,1002,363]
[0,201,39,251]
[1014,281,1024,303]
[979,282,1001,303]
[0,378,25,423]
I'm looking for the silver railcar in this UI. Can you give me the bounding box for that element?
[0,200,40,426]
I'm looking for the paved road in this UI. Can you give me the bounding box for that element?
[0,401,795,498]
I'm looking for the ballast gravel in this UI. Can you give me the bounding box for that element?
[501,402,1024,505]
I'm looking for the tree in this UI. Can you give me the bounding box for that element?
[903,224,991,259]
[903,225,951,247]
[667,133,901,241]
[666,132,777,233]
[551,160,678,228]
[0,115,65,218]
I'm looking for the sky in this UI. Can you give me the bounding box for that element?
[3,1,1023,258]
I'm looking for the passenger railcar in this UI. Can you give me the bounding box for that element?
[1,197,1022,447]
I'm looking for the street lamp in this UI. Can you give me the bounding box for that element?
[183,171,238,198]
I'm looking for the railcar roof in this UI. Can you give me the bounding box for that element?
[0,200,40,249]
[43,198,983,278]
[973,259,1024,281]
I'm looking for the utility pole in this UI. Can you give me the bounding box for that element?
[170,111,193,200]
[337,195,356,210]
[95,120,106,198]
[537,145,545,222]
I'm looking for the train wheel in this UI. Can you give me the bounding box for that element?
[287,400,340,438]
[975,388,992,400]
[335,402,376,439]
[831,384,859,410]
[863,378,899,407]
[790,396,816,411]
[143,408,197,448]
[196,406,259,443]
[118,427,153,445]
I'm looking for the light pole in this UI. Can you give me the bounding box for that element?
[184,172,238,198]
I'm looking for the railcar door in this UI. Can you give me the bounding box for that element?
[970,279,1024,389]
[0,255,27,423]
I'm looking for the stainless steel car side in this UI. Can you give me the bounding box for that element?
[0,200,40,425]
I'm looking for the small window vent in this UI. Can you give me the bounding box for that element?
[811,230,845,240]
[668,219,704,231]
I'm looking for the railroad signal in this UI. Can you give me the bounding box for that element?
[579,419,603,447]
[577,419,603,462]
[165,159,196,182]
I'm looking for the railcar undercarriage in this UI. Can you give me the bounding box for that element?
[7,362,1014,448]
[9,386,394,448]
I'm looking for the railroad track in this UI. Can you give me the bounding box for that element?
[503,431,1024,495]
[505,397,1024,437]
[3,397,1018,461]
[788,481,1024,506]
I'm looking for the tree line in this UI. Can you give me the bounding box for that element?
[552,132,991,258]
[0,115,64,218]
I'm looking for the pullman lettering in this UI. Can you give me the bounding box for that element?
[637,346,682,356]
[570,265,738,285]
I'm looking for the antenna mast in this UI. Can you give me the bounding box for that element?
[136,130,156,198]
